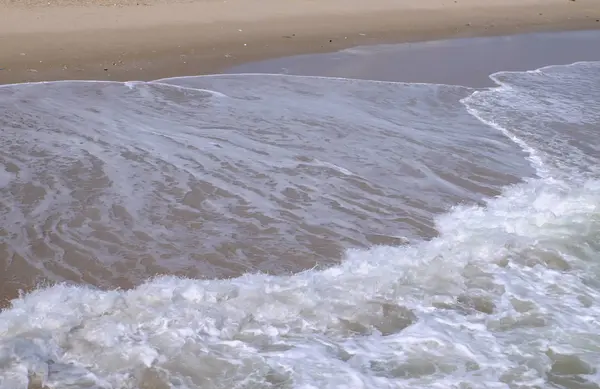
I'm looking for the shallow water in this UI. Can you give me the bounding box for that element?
[0,60,599,389]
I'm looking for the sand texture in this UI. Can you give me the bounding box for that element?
[0,0,600,85]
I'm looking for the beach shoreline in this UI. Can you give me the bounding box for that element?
[1,0,600,308]
[1,0,600,85]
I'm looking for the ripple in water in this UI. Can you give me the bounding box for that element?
[0,62,599,389]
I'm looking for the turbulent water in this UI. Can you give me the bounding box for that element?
[0,61,599,389]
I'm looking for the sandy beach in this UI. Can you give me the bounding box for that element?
[1,0,600,84]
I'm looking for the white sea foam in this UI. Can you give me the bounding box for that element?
[463,61,600,180]
[0,62,599,389]
[1,173,598,389]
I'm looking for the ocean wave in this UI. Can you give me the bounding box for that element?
[1,62,599,388]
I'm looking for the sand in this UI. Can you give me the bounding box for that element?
[1,0,600,85]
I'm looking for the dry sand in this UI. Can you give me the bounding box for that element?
[1,0,600,84]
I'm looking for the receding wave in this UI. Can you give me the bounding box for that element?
[0,75,531,289]
[1,63,599,389]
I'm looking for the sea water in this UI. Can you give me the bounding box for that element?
[0,61,598,389]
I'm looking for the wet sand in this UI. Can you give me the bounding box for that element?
[1,0,600,85]
[226,29,600,88]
